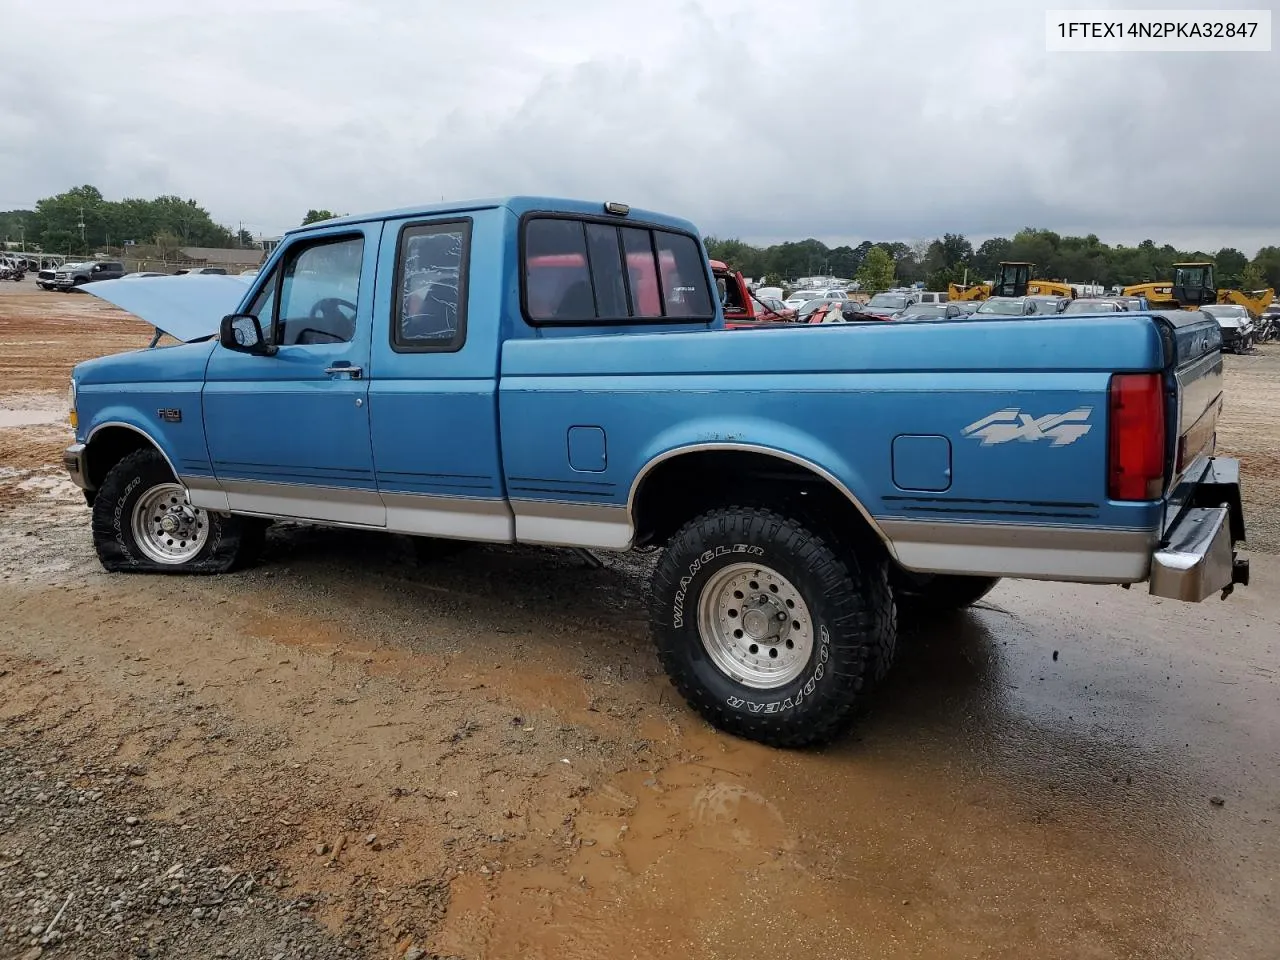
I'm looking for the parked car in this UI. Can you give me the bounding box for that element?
[897,303,966,321]
[38,265,72,290]
[860,291,918,318]
[915,291,950,304]
[121,272,167,280]
[1200,304,1254,353]
[174,266,229,276]
[0,256,26,281]
[65,194,1248,749]
[974,296,1040,317]
[54,260,126,290]
[1027,295,1069,315]
[1063,298,1127,314]
[782,289,823,311]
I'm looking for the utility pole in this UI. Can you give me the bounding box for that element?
[77,204,86,251]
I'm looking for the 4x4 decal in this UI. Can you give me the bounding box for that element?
[962,407,1092,447]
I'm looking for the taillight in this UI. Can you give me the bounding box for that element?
[1108,373,1166,501]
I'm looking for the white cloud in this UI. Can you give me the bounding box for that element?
[1,0,1276,251]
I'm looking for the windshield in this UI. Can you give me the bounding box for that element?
[976,300,1026,315]
[901,304,948,317]
[1202,305,1246,317]
[1063,300,1113,313]
[868,294,907,308]
[788,290,821,301]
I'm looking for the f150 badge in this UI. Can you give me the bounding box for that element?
[962,407,1092,447]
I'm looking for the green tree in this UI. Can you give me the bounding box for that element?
[153,230,182,260]
[25,185,233,252]
[302,209,339,225]
[1214,247,1248,287]
[1239,263,1267,292]
[236,228,256,248]
[0,209,34,244]
[1250,247,1280,291]
[855,246,895,296]
[972,237,1012,280]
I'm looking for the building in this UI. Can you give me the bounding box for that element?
[178,247,265,269]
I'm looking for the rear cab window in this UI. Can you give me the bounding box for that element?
[522,215,715,325]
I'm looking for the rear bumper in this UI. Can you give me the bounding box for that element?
[1149,458,1249,601]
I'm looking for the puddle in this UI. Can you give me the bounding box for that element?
[0,409,64,428]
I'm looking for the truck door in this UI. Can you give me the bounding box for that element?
[365,213,513,542]
[202,225,383,526]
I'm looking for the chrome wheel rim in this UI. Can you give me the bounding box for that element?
[696,562,814,690]
[130,483,209,564]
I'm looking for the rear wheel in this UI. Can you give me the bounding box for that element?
[649,506,896,748]
[91,449,263,574]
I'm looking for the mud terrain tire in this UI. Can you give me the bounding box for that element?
[649,506,896,748]
[92,449,261,574]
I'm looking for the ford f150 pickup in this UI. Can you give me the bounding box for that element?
[64,196,1249,748]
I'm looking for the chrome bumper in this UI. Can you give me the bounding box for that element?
[1149,458,1249,601]
[63,443,89,490]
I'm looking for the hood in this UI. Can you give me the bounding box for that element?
[81,274,255,342]
[1212,315,1247,329]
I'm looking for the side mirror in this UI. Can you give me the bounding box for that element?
[219,313,276,356]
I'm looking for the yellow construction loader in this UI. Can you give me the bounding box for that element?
[1122,262,1274,315]
[947,262,1073,302]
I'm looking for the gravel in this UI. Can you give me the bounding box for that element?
[0,731,428,960]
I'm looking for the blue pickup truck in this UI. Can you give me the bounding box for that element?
[64,196,1248,748]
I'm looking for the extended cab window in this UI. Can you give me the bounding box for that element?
[394,220,470,352]
[275,234,364,346]
[523,216,714,324]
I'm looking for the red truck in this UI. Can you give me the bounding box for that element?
[711,260,796,328]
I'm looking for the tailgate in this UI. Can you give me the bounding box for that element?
[1154,310,1224,503]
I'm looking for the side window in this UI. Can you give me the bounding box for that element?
[394,220,470,352]
[522,217,713,324]
[276,234,364,346]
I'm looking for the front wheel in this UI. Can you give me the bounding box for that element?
[91,448,263,574]
[648,506,896,748]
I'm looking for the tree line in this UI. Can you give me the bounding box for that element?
[3,188,1276,295]
[0,185,256,256]
[704,229,1279,296]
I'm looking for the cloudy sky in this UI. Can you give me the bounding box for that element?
[1,0,1276,253]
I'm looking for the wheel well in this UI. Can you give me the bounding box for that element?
[631,449,887,555]
[85,427,162,490]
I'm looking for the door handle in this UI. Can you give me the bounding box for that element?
[324,365,363,379]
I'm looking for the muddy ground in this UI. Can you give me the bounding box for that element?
[1,281,1277,960]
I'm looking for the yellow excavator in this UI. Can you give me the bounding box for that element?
[948,262,1074,302]
[1122,262,1274,315]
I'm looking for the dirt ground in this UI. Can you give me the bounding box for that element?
[1,281,1278,960]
